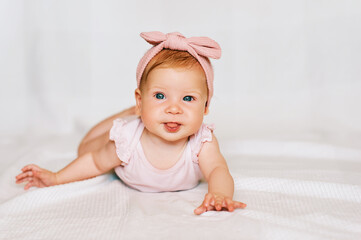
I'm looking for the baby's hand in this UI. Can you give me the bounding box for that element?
[194,192,246,215]
[15,164,58,190]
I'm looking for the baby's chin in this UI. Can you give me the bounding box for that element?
[158,131,192,143]
[158,128,197,143]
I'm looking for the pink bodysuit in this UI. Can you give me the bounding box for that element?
[109,117,214,192]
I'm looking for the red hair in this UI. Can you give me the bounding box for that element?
[139,49,208,90]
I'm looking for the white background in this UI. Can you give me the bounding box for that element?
[1,0,361,146]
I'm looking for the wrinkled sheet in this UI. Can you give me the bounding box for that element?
[1,134,361,240]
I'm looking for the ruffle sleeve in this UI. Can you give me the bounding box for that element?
[190,123,215,163]
[109,118,141,165]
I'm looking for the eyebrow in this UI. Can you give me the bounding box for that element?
[184,90,203,96]
[145,86,166,92]
[148,85,166,90]
[147,86,205,96]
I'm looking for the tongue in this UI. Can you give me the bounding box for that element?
[166,123,179,128]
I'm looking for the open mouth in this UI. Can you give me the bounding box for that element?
[164,122,181,133]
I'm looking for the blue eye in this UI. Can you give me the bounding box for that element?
[155,93,165,99]
[183,96,194,102]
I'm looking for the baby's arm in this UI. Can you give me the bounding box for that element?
[16,140,121,190]
[194,134,246,215]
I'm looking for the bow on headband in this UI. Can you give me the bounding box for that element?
[140,31,221,59]
[136,31,222,105]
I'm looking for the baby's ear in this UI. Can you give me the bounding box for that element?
[134,88,142,115]
[204,104,209,115]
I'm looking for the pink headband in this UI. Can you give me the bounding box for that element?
[136,31,222,105]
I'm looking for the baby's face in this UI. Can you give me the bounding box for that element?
[135,66,208,143]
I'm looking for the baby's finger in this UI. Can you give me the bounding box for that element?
[214,197,223,211]
[16,176,33,184]
[24,181,35,190]
[21,164,40,172]
[206,205,215,212]
[15,171,33,180]
[194,205,207,215]
[224,198,235,212]
[203,193,213,207]
[233,201,247,209]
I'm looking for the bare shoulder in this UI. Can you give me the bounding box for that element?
[199,133,221,156]
[198,133,229,181]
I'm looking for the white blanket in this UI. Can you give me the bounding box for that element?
[1,135,361,239]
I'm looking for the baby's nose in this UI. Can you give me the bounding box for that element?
[165,102,183,114]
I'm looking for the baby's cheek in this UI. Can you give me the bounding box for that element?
[191,112,205,131]
[140,111,152,126]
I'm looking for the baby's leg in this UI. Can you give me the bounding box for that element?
[78,106,136,156]
[77,132,109,157]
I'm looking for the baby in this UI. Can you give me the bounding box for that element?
[15,31,246,215]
